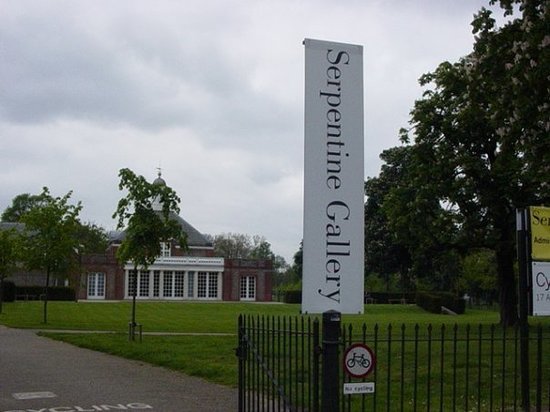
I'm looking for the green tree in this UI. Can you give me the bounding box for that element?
[112,169,187,339]
[460,249,498,305]
[210,233,253,258]
[271,255,290,288]
[2,193,108,254]
[249,236,288,275]
[250,236,272,259]
[209,232,285,279]
[1,193,46,222]
[365,147,413,291]
[290,241,303,281]
[20,187,82,323]
[0,228,20,314]
[75,222,109,254]
[399,0,549,325]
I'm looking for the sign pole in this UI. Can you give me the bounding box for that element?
[322,310,341,412]
[516,208,530,411]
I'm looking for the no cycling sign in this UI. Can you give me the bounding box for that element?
[343,343,376,395]
[343,343,375,378]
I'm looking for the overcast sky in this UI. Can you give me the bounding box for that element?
[0,0,505,262]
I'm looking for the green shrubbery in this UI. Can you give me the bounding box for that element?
[1,281,16,302]
[12,286,75,301]
[416,291,465,314]
[274,281,302,304]
[282,290,302,304]
[1,283,76,302]
[368,292,416,304]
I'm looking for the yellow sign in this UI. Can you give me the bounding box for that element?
[530,206,550,261]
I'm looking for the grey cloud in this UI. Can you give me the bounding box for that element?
[0,0,497,261]
[0,3,273,137]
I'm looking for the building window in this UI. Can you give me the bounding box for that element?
[139,271,150,297]
[197,272,219,299]
[174,271,185,297]
[88,272,105,299]
[153,271,160,297]
[128,270,137,296]
[198,272,207,298]
[187,271,195,298]
[163,271,173,297]
[160,242,171,257]
[240,276,256,301]
[208,272,218,298]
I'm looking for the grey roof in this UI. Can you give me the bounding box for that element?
[109,212,212,248]
[170,213,212,248]
[108,230,125,243]
[153,176,167,186]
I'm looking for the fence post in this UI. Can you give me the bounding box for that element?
[516,208,530,411]
[313,318,320,412]
[236,314,246,412]
[322,310,341,412]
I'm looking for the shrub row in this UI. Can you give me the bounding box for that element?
[269,288,465,315]
[282,290,302,304]
[281,291,420,305]
[368,292,416,304]
[0,283,75,302]
[1,281,16,302]
[416,291,466,314]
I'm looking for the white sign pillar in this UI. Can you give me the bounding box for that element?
[302,38,364,314]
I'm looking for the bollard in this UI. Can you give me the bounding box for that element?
[322,310,341,412]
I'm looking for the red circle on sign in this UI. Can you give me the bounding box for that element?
[343,343,376,378]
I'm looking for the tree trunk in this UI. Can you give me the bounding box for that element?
[0,278,4,314]
[43,267,50,324]
[496,229,519,327]
[130,266,137,341]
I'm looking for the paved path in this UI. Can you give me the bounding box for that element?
[0,326,238,412]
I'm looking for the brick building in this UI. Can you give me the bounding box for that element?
[3,174,273,302]
[78,227,273,302]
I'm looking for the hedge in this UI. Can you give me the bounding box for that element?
[416,291,466,314]
[283,290,302,304]
[13,286,75,301]
[281,291,420,305]
[1,280,16,302]
[368,292,416,304]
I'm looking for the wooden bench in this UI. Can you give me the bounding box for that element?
[388,298,407,304]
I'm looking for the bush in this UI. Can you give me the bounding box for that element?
[14,286,75,301]
[1,280,16,302]
[283,290,302,304]
[368,292,416,304]
[47,286,76,301]
[416,291,465,314]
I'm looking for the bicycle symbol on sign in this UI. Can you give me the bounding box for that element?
[346,352,371,369]
[343,343,375,378]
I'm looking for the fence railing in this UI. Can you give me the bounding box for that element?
[237,315,320,412]
[341,322,549,412]
[237,314,549,412]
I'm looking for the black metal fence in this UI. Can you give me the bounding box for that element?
[341,322,549,412]
[237,315,320,411]
[237,314,550,412]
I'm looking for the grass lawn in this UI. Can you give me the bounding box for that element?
[0,300,506,332]
[1,301,548,392]
[40,333,239,387]
[0,300,302,332]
